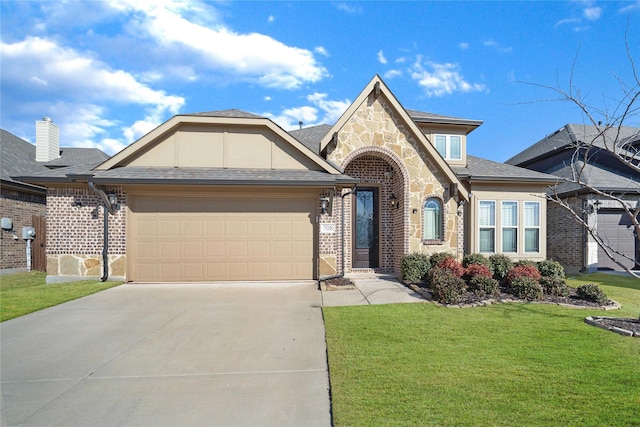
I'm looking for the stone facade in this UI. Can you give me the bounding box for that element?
[319,93,461,275]
[46,186,126,281]
[0,188,46,271]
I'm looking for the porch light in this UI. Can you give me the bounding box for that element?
[107,193,120,211]
[320,197,330,215]
[390,193,398,209]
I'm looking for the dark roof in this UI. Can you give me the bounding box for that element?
[545,160,640,195]
[43,147,110,168]
[506,124,640,166]
[0,129,49,191]
[18,166,358,187]
[453,155,558,183]
[289,124,332,154]
[406,109,483,127]
[184,109,265,119]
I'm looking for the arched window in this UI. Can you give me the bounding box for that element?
[423,198,442,241]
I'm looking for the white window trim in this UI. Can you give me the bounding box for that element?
[501,201,518,253]
[524,201,541,253]
[478,200,496,253]
[435,134,462,160]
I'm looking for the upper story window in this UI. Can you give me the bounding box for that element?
[423,198,443,241]
[435,135,461,160]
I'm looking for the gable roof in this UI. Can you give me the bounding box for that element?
[289,124,332,154]
[545,159,640,195]
[42,147,110,168]
[97,111,342,175]
[319,75,474,200]
[453,156,558,184]
[506,124,640,167]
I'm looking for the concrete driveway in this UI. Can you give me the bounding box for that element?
[1,282,330,426]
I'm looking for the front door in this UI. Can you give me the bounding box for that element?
[353,188,379,268]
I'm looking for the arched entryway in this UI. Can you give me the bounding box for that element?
[342,147,409,274]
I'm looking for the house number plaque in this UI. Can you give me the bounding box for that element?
[320,223,336,234]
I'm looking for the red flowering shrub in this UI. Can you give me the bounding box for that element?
[436,257,465,278]
[464,264,492,281]
[506,265,541,286]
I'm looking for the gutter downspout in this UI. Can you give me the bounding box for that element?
[88,181,117,282]
[318,185,357,283]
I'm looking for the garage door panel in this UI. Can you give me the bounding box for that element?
[129,195,315,281]
[597,210,637,270]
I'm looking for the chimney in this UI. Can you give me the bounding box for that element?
[36,117,60,162]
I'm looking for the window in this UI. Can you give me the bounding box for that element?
[435,135,462,160]
[479,200,495,253]
[423,198,442,241]
[501,201,518,252]
[524,201,540,252]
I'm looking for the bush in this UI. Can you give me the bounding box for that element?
[539,277,569,297]
[576,284,608,304]
[506,265,541,286]
[537,260,565,279]
[510,277,544,301]
[429,252,453,267]
[401,253,431,283]
[464,264,493,281]
[489,254,513,281]
[428,267,467,304]
[462,253,492,270]
[436,257,465,278]
[514,259,537,268]
[468,275,500,298]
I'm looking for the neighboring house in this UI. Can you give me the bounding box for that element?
[0,119,109,273]
[19,76,556,283]
[506,124,640,273]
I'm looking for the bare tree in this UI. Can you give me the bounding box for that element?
[525,35,640,274]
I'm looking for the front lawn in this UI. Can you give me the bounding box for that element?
[0,271,121,322]
[324,273,640,426]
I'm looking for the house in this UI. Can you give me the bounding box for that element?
[506,124,640,273]
[19,76,557,283]
[0,119,109,274]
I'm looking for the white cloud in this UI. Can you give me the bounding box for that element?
[410,56,486,97]
[619,1,640,13]
[108,0,328,89]
[459,42,469,50]
[555,17,580,27]
[583,7,602,20]
[268,15,275,23]
[377,50,388,64]
[1,36,184,154]
[266,92,350,130]
[483,39,512,54]
[315,46,329,57]
[384,69,402,79]
[334,3,363,14]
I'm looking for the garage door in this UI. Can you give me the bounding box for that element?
[597,209,638,270]
[128,194,316,281]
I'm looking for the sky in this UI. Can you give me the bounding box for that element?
[1,1,639,163]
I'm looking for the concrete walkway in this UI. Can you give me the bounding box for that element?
[321,275,427,307]
[1,282,330,427]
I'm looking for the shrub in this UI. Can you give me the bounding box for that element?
[506,265,541,286]
[428,267,467,304]
[537,260,565,279]
[468,275,500,298]
[401,253,431,283]
[489,254,513,281]
[514,259,536,268]
[436,257,465,278]
[539,277,569,297]
[462,253,492,270]
[429,252,453,267]
[510,277,544,301]
[577,284,608,304]
[464,264,493,281]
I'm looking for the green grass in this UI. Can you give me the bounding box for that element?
[324,273,640,426]
[1,271,121,322]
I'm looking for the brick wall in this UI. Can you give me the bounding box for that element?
[0,188,46,271]
[46,186,126,280]
[547,196,583,270]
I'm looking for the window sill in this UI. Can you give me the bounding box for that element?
[422,239,444,245]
